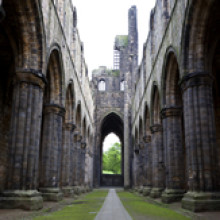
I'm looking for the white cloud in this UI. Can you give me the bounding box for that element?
[72,0,156,77]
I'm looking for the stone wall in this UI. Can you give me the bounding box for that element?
[131,0,220,212]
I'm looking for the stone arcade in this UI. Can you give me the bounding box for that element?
[0,0,219,213]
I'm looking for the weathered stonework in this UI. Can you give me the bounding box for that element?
[0,0,94,210]
[0,0,219,214]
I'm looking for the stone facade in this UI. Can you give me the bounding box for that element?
[92,6,138,189]
[0,0,94,210]
[131,0,220,212]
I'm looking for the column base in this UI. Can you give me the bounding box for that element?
[81,186,86,194]
[62,186,74,197]
[182,191,220,212]
[0,190,43,210]
[150,187,163,198]
[134,186,139,192]
[73,186,81,195]
[143,187,152,196]
[138,186,144,194]
[162,189,185,203]
[39,188,63,201]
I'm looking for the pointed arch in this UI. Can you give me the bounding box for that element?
[150,83,161,125]
[44,49,64,106]
[2,0,45,71]
[181,0,219,74]
[64,82,75,123]
[162,49,182,107]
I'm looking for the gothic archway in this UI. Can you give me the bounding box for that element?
[99,112,124,186]
[161,51,186,203]
[181,0,220,211]
[61,83,76,196]
[150,85,164,198]
[39,49,65,201]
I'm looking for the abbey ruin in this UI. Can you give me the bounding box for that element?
[0,0,220,214]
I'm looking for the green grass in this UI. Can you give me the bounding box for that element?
[34,190,108,220]
[102,170,114,174]
[117,191,191,220]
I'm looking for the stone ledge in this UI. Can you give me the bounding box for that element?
[0,190,43,210]
[182,191,220,212]
[162,189,185,203]
[39,187,63,202]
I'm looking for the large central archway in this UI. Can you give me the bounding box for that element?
[100,112,124,186]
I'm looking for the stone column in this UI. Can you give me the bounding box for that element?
[138,141,145,193]
[0,71,46,210]
[61,123,76,197]
[161,107,186,203]
[71,131,80,194]
[143,135,152,196]
[181,73,220,212]
[39,104,65,201]
[74,132,82,195]
[84,146,90,189]
[79,140,86,192]
[150,124,165,198]
[133,144,139,190]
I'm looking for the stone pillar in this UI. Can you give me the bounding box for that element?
[80,140,86,189]
[133,144,140,189]
[71,131,80,194]
[61,123,76,197]
[143,135,152,196]
[138,141,145,193]
[84,146,90,188]
[0,71,46,210]
[181,73,220,212]
[161,107,186,203]
[150,124,165,198]
[39,104,65,201]
[74,132,82,195]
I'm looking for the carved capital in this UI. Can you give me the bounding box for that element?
[150,124,163,133]
[143,135,151,143]
[63,122,76,131]
[14,70,47,89]
[43,104,65,117]
[74,131,82,143]
[180,72,213,92]
[81,141,87,149]
[161,106,182,119]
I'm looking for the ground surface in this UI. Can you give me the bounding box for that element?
[117,191,190,220]
[95,189,132,220]
[1,189,220,219]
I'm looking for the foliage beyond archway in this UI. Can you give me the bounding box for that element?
[102,142,121,174]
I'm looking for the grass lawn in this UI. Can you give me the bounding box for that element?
[34,190,108,220]
[102,170,114,174]
[117,191,191,220]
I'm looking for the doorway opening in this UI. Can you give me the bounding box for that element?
[102,133,122,175]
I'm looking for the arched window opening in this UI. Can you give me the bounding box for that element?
[102,133,121,175]
[120,80,125,91]
[98,80,106,91]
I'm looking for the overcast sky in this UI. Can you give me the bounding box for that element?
[72,0,156,78]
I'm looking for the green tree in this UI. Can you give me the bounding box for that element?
[102,142,121,174]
